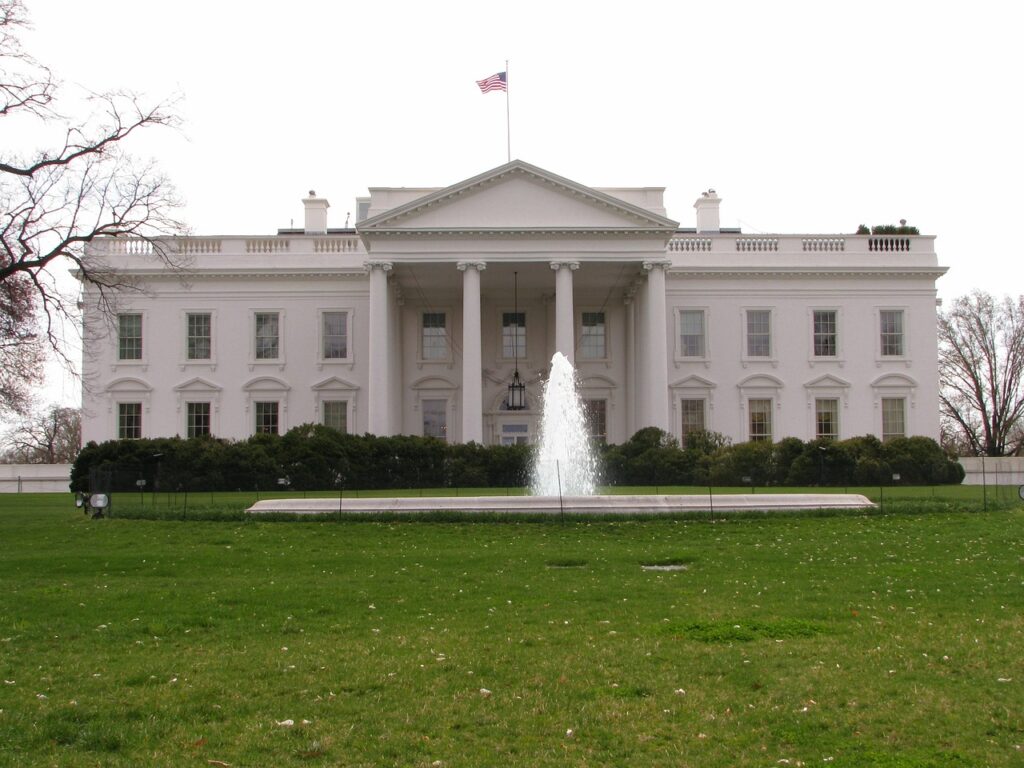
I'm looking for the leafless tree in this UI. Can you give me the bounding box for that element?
[938,291,1024,456]
[1,403,80,463]
[1,0,188,415]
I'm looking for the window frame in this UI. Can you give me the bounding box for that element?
[186,401,212,438]
[254,400,280,435]
[881,397,906,441]
[583,398,608,444]
[814,397,840,440]
[117,312,144,363]
[420,311,451,363]
[676,307,708,361]
[183,310,215,364]
[742,308,774,362]
[810,308,840,360]
[321,399,349,433]
[421,397,448,441]
[878,308,908,360]
[579,310,608,361]
[252,310,284,364]
[319,309,352,364]
[748,398,773,442]
[117,401,143,439]
[680,398,707,440]
[500,310,527,361]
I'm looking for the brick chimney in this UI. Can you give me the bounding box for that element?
[303,190,329,233]
[694,189,721,233]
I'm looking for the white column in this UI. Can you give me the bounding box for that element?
[624,291,636,440]
[458,261,485,444]
[551,261,579,365]
[366,260,393,435]
[643,260,670,431]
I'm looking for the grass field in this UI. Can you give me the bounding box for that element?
[1,492,1022,766]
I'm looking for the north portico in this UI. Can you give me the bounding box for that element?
[79,159,946,448]
[356,160,680,444]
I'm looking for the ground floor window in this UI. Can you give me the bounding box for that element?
[680,398,705,440]
[187,402,211,438]
[583,399,607,443]
[322,400,348,432]
[748,399,772,442]
[118,402,142,439]
[422,399,447,441]
[254,401,279,435]
[882,397,906,441]
[500,423,530,446]
[815,398,839,440]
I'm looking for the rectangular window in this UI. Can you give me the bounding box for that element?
[882,398,906,441]
[746,310,771,357]
[680,399,706,438]
[118,314,142,360]
[749,398,772,442]
[422,398,447,440]
[187,402,211,438]
[500,423,530,446]
[322,400,348,432]
[813,310,837,357]
[422,312,448,360]
[502,312,526,359]
[254,401,279,435]
[187,313,212,360]
[580,312,606,359]
[255,312,280,360]
[118,402,142,439]
[815,398,839,440]
[880,310,904,357]
[322,312,348,360]
[679,310,706,357]
[584,399,607,443]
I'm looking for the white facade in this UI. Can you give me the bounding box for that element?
[80,160,947,447]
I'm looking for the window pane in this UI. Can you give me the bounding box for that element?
[580,312,606,359]
[502,312,526,358]
[882,398,905,440]
[255,313,279,359]
[680,399,706,437]
[584,399,607,443]
[118,314,142,360]
[187,313,211,360]
[322,312,348,359]
[322,400,348,432]
[680,310,706,357]
[422,398,447,440]
[187,402,211,437]
[815,398,839,440]
[422,313,448,360]
[813,310,837,357]
[746,310,771,357]
[749,398,772,442]
[118,402,142,439]
[880,310,904,356]
[254,401,279,435]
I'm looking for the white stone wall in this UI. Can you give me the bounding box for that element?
[0,464,73,493]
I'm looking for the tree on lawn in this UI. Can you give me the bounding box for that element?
[938,290,1024,456]
[1,0,187,417]
[1,403,80,463]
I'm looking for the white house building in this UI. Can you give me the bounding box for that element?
[80,160,947,448]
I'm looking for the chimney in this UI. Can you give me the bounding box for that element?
[694,189,721,233]
[303,190,329,233]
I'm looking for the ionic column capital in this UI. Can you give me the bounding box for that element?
[642,259,671,273]
[456,261,487,272]
[550,260,580,271]
[364,260,393,273]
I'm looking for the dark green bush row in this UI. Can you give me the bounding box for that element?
[601,428,964,487]
[71,425,964,493]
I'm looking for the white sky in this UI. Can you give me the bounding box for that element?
[13,0,1024,416]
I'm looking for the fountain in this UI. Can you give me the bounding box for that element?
[247,353,875,516]
[530,352,599,496]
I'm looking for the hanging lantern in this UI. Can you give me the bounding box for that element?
[507,271,527,410]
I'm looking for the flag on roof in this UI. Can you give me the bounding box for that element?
[476,71,507,93]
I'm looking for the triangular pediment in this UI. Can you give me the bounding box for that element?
[804,374,851,389]
[670,374,717,389]
[357,160,679,236]
[174,376,222,393]
[311,376,359,392]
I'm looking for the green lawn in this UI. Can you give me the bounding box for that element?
[1,494,1022,766]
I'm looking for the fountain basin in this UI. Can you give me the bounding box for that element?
[246,493,875,517]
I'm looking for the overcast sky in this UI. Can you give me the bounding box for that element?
[15,0,1024,413]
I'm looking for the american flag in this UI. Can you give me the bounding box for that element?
[476,71,507,93]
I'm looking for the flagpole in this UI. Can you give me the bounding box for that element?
[505,59,511,163]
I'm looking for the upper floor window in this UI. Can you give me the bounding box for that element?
[187,313,212,360]
[255,312,280,360]
[880,310,904,356]
[187,401,211,437]
[118,402,142,439]
[422,312,448,360]
[118,314,142,360]
[322,311,349,360]
[580,311,606,359]
[679,310,706,358]
[748,398,772,442]
[746,310,771,358]
[502,312,526,359]
[813,310,837,357]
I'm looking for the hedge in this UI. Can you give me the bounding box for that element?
[70,425,964,493]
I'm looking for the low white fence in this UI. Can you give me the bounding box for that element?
[958,457,1024,486]
[0,464,73,493]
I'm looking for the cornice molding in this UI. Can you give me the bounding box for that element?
[360,226,677,239]
[667,267,949,280]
